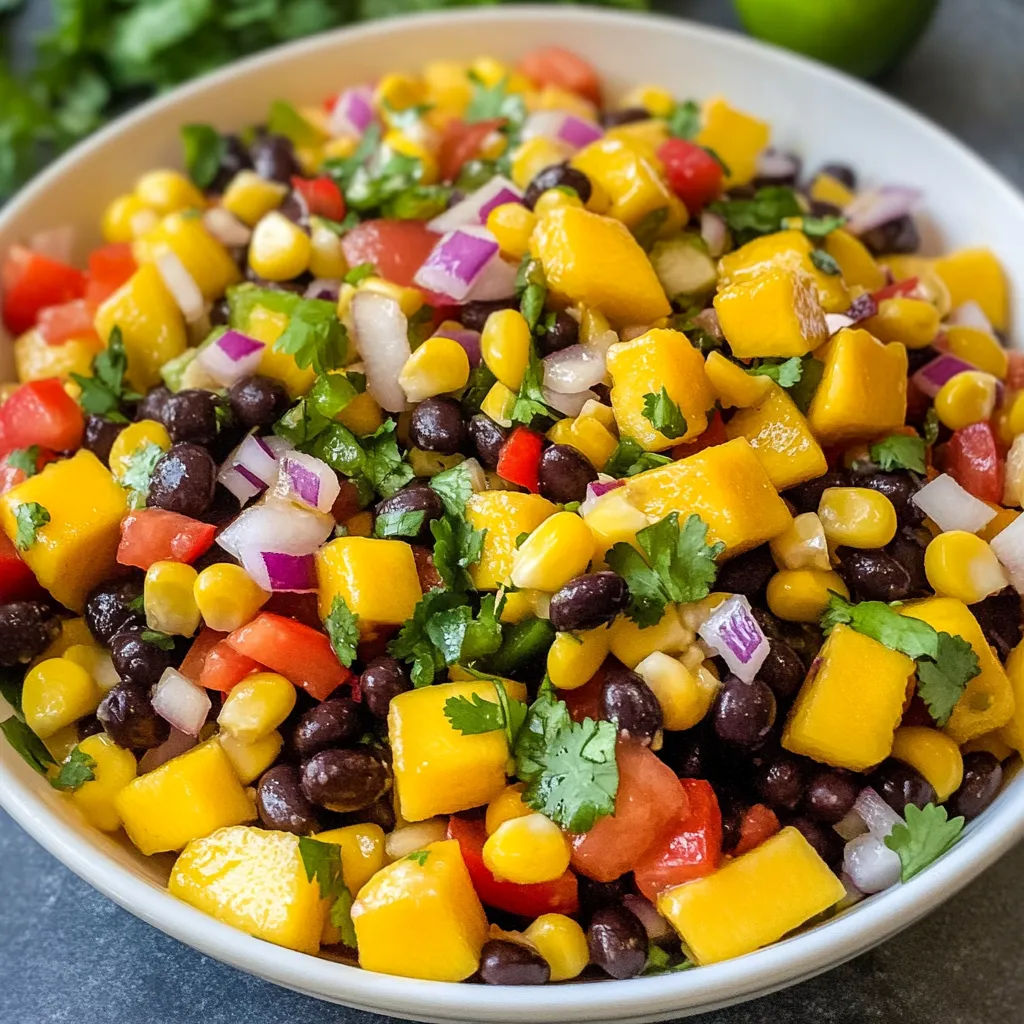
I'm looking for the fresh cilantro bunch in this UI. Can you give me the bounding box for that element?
[641,387,687,439]
[707,187,803,246]
[309,419,413,503]
[70,327,141,421]
[274,371,365,446]
[884,803,965,882]
[298,837,357,947]
[869,434,927,474]
[604,438,673,478]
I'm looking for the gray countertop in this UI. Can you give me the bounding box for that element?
[2,1,1023,1021]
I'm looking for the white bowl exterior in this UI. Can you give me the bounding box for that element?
[1,8,1023,1022]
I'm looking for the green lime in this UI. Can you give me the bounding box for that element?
[733,0,939,79]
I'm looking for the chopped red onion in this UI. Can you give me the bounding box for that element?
[351,291,412,412]
[304,278,341,302]
[846,292,879,323]
[522,110,602,151]
[825,313,854,335]
[413,228,502,302]
[29,225,74,263]
[622,894,673,941]
[151,668,211,737]
[330,85,375,138]
[244,550,319,592]
[432,322,481,366]
[691,307,722,340]
[948,300,994,334]
[697,594,769,683]
[579,477,625,517]
[138,727,197,774]
[274,451,340,514]
[912,473,996,534]
[843,833,901,894]
[990,510,1024,595]
[197,329,265,387]
[542,344,607,394]
[218,431,282,504]
[843,185,922,236]
[853,786,903,840]
[541,387,597,417]
[755,149,800,182]
[262,435,294,460]
[911,353,977,398]
[217,501,334,561]
[834,807,869,843]
[699,211,728,258]
[203,207,252,247]
[155,251,206,323]
[427,175,524,234]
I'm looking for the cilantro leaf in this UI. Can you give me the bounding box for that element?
[510,346,553,427]
[360,420,414,498]
[516,256,548,332]
[180,124,225,189]
[444,678,528,751]
[345,150,423,212]
[140,629,175,651]
[51,745,98,792]
[923,407,940,446]
[1,715,56,775]
[313,212,360,237]
[465,73,526,126]
[13,501,49,551]
[643,944,696,975]
[344,262,375,285]
[884,803,965,882]
[870,434,927,475]
[426,595,503,665]
[430,514,486,593]
[0,666,24,718]
[799,214,846,237]
[604,438,673,479]
[297,836,357,948]
[641,387,687,439]
[787,356,824,414]
[6,446,40,477]
[117,441,164,509]
[275,371,363,446]
[323,123,382,192]
[461,363,498,417]
[268,100,325,147]
[707,187,802,246]
[324,595,359,668]
[70,327,141,420]
[406,850,430,866]
[328,885,358,948]
[273,297,348,375]
[374,508,425,539]
[430,463,475,518]
[917,634,982,726]
[747,356,804,389]
[809,248,842,276]
[383,183,453,222]
[666,100,700,140]
[388,589,460,687]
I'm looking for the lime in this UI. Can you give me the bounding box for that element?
[733,0,939,79]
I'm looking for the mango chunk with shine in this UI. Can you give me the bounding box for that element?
[823,229,886,291]
[695,97,770,188]
[0,451,127,613]
[246,305,317,398]
[389,679,527,822]
[317,536,422,626]
[782,624,914,771]
[466,491,557,589]
[625,438,792,557]
[658,827,845,965]
[352,839,488,981]
[932,247,1009,331]
[704,350,773,409]
[530,205,670,326]
[115,740,256,855]
[170,826,326,954]
[14,327,102,382]
[999,641,1024,753]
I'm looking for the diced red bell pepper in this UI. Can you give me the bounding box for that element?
[0,447,57,496]
[496,427,544,493]
[672,409,727,459]
[85,243,137,310]
[2,245,88,335]
[116,509,218,570]
[945,421,1005,503]
[446,814,579,917]
[341,219,440,289]
[291,176,346,221]
[0,379,84,457]
[438,118,504,183]
[657,138,725,212]
[871,276,920,303]
[201,639,263,693]
[37,299,100,346]
[633,778,723,900]
[178,627,227,684]
[225,612,351,700]
[0,531,44,601]
[733,803,781,856]
[517,47,601,106]
[571,742,688,882]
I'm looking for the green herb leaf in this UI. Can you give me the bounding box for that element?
[324,123,382,192]
[71,327,141,419]
[324,595,360,668]
[382,184,453,221]
[516,256,548,332]
[746,356,804,389]
[13,501,49,551]
[389,590,454,687]
[0,666,24,718]
[406,850,430,866]
[643,943,696,975]
[140,629,175,651]
[465,73,526,126]
[328,885,358,948]
[430,514,486,593]
[707,187,802,246]
[510,346,553,427]
[118,441,165,509]
[461,363,498,417]
[297,835,357,947]
[268,99,323,147]
[444,679,528,752]
[884,803,965,882]
[127,594,145,613]
[180,124,225,189]
[604,437,673,478]
[344,262,375,285]
[870,434,927,474]
[799,214,846,238]
[430,463,476,518]
[345,151,423,212]
[51,745,98,792]
[275,371,363,446]
[787,356,824,414]
[1,715,56,775]
[809,248,842,276]
[666,100,700,140]
[360,420,414,498]
[641,387,687,439]
[313,212,360,236]
[6,446,40,477]
[374,508,426,539]
[923,407,940,446]
[272,297,348,375]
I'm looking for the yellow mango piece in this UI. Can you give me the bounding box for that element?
[66,734,137,832]
[389,679,527,822]
[93,263,187,390]
[900,597,1015,744]
[245,305,317,398]
[0,451,127,612]
[658,827,845,965]
[607,328,713,449]
[559,415,618,472]
[933,247,1009,331]
[943,325,1010,381]
[696,97,770,188]
[115,740,256,855]
[14,328,101,383]
[530,205,670,326]
[806,327,908,443]
[809,173,855,209]
[704,350,773,408]
[170,826,325,954]
[725,383,828,490]
[603,119,670,164]
[352,839,488,981]
[782,624,914,771]
[714,267,828,360]
[823,229,886,291]
[316,537,422,626]
[1000,641,1024,753]
[625,438,793,557]
[315,823,387,896]
[466,491,557,589]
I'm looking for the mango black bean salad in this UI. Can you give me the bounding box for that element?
[2,46,1023,984]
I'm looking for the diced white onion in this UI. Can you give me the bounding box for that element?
[699,211,728,258]
[203,207,252,247]
[384,819,450,860]
[217,501,334,561]
[842,832,902,894]
[697,594,770,683]
[521,110,603,151]
[911,473,997,534]
[151,668,211,738]
[541,387,598,418]
[853,786,903,840]
[990,501,1024,594]
[542,344,607,394]
[825,313,855,335]
[947,300,994,334]
[351,291,412,413]
[155,251,206,323]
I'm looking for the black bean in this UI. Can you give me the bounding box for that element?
[250,133,300,183]
[807,198,842,218]
[301,748,390,812]
[713,676,776,748]
[409,397,467,455]
[599,107,652,129]
[947,751,1003,821]
[601,662,662,746]
[523,164,593,210]
[257,764,321,834]
[209,297,232,327]
[279,187,310,230]
[76,714,104,741]
[161,389,222,446]
[360,656,412,718]
[97,683,170,750]
[549,572,630,632]
[109,629,173,688]
[862,215,920,256]
[971,588,1023,660]
[577,877,629,925]
[887,527,930,595]
[715,787,747,853]
[85,578,145,645]
[803,770,859,823]
[457,298,518,332]
[755,756,805,812]
[714,544,776,599]
[227,375,290,430]
[537,444,597,504]
[0,601,61,666]
[292,698,364,759]
[135,386,173,424]
[83,416,126,467]
[210,133,253,193]
[467,415,506,470]
[905,344,939,376]
[854,471,924,527]
[536,310,580,356]
[783,471,850,515]
[658,724,721,781]
[587,905,648,979]
[837,549,913,603]
[870,758,937,814]
[479,940,551,986]
[147,443,217,518]
[373,486,444,545]
[818,163,857,190]
[788,815,843,870]
[757,640,805,702]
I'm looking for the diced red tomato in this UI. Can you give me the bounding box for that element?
[872,276,919,303]
[945,421,1005,503]
[201,639,263,693]
[446,814,579,917]
[2,245,88,335]
[0,531,43,601]
[496,427,544,493]
[86,243,137,310]
[438,118,504,184]
[37,299,100,346]
[341,219,440,289]
[671,409,727,459]
[559,672,604,724]
[0,447,57,496]
[657,139,725,212]
[116,510,218,571]
[517,47,601,106]
[178,627,226,684]
[633,779,723,900]
[733,803,781,856]
[331,480,365,524]
[571,742,688,882]
[0,379,84,457]
[291,176,346,221]
[225,612,352,700]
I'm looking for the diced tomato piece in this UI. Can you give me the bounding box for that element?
[517,47,601,105]
[571,742,688,882]
[559,671,604,724]
[0,379,84,457]
[733,803,781,856]
[201,639,263,693]
[946,421,1005,503]
[0,531,44,601]
[672,409,727,459]
[86,243,137,310]
[634,779,723,900]
[291,176,346,221]
[496,427,544,493]
[341,219,440,289]
[37,299,100,346]
[116,509,218,571]
[178,627,226,684]
[657,138,724,212]
[872,276,919,303]
[0,447,57,496]
[225,612,351,700]
[446,815,579,916]
[2,245,88,335]
[438,118,504,183]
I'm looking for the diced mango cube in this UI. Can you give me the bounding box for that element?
[466,491,557,589]
[315,823,387,896]
[317,537,422,626]
[14,328,102,383]
[933,247,1009,331]
[66,734,137,831]
[809,173,855,209]
[823,229,886,291]
[0,451,128,612]
[695,97,770,188]
[246,305,318,398]
[782,624,914,770]
[704,350,773,408]
[584,488,652,564]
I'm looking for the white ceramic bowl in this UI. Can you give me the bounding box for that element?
[1,8,1022,1022]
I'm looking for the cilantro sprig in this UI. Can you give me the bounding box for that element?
[6,447,40,477]
[275,371,365,447]
[444,678,528,750]
[0,715,56,775]
[13,502,49,551]
[746,356,804,388]
[604,437,673,478]
[516,255,547,332]
[324,595,359,668]
[374,508,425,539]
[180,124,225,188]
[140,629,175,651]
[118,441,164,509]
[869,434,927,475]
[427,463,487,592]
[641,387,687,439]
[809,248,842,276]
[51,746,98,792]
[707,187,803,246]
[309,419,413,503]
[70,327,142,421]
[297,836,357,948]
[884,803,965,882]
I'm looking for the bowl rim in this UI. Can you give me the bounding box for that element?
[3,6,1024,1021]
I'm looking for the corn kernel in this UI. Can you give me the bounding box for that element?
[481,308,532,391]
[108,419,172,479]
[221,171,288,227]
[634,651,719,730]
[1001,391,1024,440]
[382,129,439,185]
[217,672,297,744]
[523,914,589,981]
[375,73,426,114]
[358,276,425,318]
[135,169,205,215]
[487,202,538,261]
[510,137,572,190]
[533,188,584,219]
[22,658,101,739]
[102,193,151,243]
[248,211,311,282]
[924,530,1008,605]
[483,813,570,884]
[891,726,964,801]
[65,734,137,831]
[934,370,999,431]
[511,512,595,591]
[218,729,284,785]
[398,337,470,403]
[308,222,347,279]
[145,561,201,636]
[609,606,695,668]
[767,569,849,623]
[566,415,618,472]
[619,84,676,118]
[63,643,119,692]
[770,512,831,571]
[194,563,270,633]
[818,487,898,549]
[469,56,509,88]
[863,297,940,348]
[547,628,610,690]
[480,381,517,427]
[485,783,532,835]
[944,325,1009,380]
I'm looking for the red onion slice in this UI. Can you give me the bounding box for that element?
[465,252,518,302]
[622,894,672,940]
[197,329,265,387]
[151,668,211,737]
[843,186,922,236]
[755,149,800,182]
[330,85,375,138]
[413,228,500,302]
[842,833,901,894]
[699,211,728,258]
[542,344,607,394]
[911,353,977,398]
[852,787,903,840]
[579,477,625,517]
[522,110,602,151]
[428,175,524,234]
[304,278,341,302]
[155,251,206,323]
[241,550,319,592]
[846,292,879,323]
[912,473,997,534]
[273,451,340,514]
[351,291,412,413]
[697,594,769,683]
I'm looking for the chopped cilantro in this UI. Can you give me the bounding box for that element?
[374,508,426,539]
[140,629,175,651]
[631,207,669,251]
[313,211,360,236]
[430,514,487,593]
[643,944,696,975]
[884,802,965,882]
[344,262,375,285]
[798,214,846,237]
[465,73,527,126]
[809,248,842,275]
[323,123,382,192]
[6,447,40,477]
[426,596,503,666]
[1,715,56,775]
[272,298,347,375]
[312,419,412,501]
[406,304,436,348]
[430,463,476,518]
[383,184,453,221]
[297,836,357,948]
[0,667,24,717]
[516,256,548,333]
[515,531,530,548]
[268,100,324,147]
[70,327,142,421]
[787,356,825,414]
[118,441,164,509]
[923,407,941,446]
[870,434,927,474]
[324,595,359,668]
[444,679,528,751]
[388,590,453,687]
[127,594,145,614]
[707,187,803,246]
[641,387,688,439]
[510,346,553,427]
[345,151,423,212]
[51,746,98,792]
[406,850,430,866]
[180,124,225,189]
[275,371,363,446]
[746,356,804,388]
[604,437,673,478]
[461,363,498,417]
[13,502,49,551]
[666,100,700,140]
